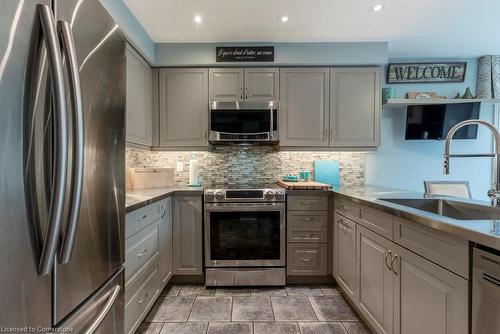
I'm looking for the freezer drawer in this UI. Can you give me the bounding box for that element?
[57,269,124,334]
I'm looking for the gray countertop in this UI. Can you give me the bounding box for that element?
[331,184,500,250]
[125,183,499,249]
[126,186,203,213]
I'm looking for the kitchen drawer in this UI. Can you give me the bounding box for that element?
[125,253,159,304]
[288,195,328,211]
[394,217,469,279]
[126,202,161,239]
[287,243,327,275]
[125,262,159,334]
[288,225,328,243]
[336,198,360,221]
[358,206,394,239]
[288,210,328,227]
[125,222,159,282]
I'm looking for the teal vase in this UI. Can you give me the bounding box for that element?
[462,87,474,99]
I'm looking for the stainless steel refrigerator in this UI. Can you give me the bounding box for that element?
[0,0,125,332]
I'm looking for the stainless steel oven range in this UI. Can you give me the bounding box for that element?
[204,186,286,286]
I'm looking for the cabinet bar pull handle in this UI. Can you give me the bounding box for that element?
[240,88,243,99]
[301,201,314,205]
[300,258,313,262]
[137,248,148,257]
[137,214,147,221]
[245,87,248,99]
[138,292,149,304]
[391,254,399,275]
[384,251,392,270]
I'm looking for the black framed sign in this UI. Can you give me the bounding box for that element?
[216,46,274,62]
[387,62,467,84]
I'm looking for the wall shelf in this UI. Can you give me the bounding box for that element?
[383,98,500,109]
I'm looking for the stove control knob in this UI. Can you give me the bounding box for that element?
[275,191,285,201]
[265,191,275,200]
[205,191,215,201]
[215,191,224,201]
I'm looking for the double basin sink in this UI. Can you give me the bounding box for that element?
[378,198,500,221]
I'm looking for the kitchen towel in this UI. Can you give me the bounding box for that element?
[314,160,340,186]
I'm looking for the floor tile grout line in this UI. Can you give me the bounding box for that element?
[306,296,320,322]
[186,295,197,323]
[230,296,234,322]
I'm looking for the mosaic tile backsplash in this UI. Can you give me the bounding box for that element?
[126,147,365,187]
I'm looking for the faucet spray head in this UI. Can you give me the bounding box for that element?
[443,155,450,174]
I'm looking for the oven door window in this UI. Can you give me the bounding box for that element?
[210,109,278,133]
[210,211,281,260]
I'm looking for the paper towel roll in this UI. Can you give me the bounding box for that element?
[189,159,199,185]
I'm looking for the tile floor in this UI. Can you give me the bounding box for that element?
[137,284,372,334]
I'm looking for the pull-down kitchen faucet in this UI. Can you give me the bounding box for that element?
[443,119,500,207]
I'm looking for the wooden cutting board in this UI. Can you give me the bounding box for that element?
[277,179,332,190]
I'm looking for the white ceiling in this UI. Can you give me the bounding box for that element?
[123,0,500,58]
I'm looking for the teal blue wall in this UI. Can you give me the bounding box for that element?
[365,59,494,200]
[99,0,155,63]
[154,42,388,66]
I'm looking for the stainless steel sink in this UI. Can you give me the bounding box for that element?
[379,198,500,220]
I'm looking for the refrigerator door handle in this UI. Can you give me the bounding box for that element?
[84,285,121,334]
[57,20,84,264]
[37,4,69,276]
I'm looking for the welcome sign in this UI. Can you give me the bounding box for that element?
[387,62,467,83]
[216,47,274,62]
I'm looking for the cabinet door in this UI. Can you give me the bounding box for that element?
[393,245,468,334]
[126,45,152,146]
[334,214,358,301]
[357,225,395,334]
[209,68,244,101]
[158,197,173,287]
[330,68,380,147]
[244,68,279,101]
[158,68,208,146]
[173,195,203,275]
[279,68,330,146]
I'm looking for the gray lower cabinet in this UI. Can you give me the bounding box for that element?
[279,68,330,146]
[173,194,203,275]
[158,68,209,146]
[330,68,380,147]
[335,198,469,334]
[125,198,173,334]
[334,213,358,301]
[393,244,468,334]
[357,225,395,334]
[287,192,329,276]
[158,197,173,289]
[125,44,153,146]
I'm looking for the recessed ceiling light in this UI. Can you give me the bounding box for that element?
[193,15,202,23]
[279,15,289,23]
[371,4,384,12]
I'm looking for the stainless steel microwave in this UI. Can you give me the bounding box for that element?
[209,101,279,144]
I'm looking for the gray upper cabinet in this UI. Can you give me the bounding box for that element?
[279,68,330,147]
[209,68,244,101]
[173,194,203,275]
[158,68,209,146]
[244,68,279,101]
[126,45,153,146]
[330,68,380,147]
